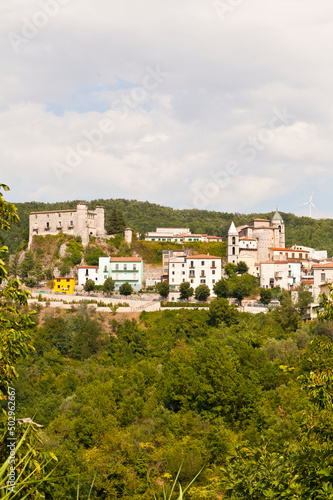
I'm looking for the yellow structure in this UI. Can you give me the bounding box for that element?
[53,277,75,294]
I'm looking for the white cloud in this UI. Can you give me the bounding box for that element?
[1,0,333,215]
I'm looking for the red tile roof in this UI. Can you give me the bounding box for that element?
[313,263,333,268]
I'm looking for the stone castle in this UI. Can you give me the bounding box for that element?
[227,209,285,265]
[29,203,106,248]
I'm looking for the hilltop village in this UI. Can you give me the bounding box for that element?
[27,204,333,317]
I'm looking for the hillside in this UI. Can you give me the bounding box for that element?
[2,198,333,256]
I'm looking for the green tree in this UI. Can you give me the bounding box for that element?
[103,277,115,294]
[0,185,57,496]
[84,279,95,292]
[260,288,272,305]
[208,298,239,326]
[20,251,35,278]
[213,278,229,298]
[232,281,247,305]
[179,281,194,300]
[195,284,210,302]
[318,285,333,321]
[85,246,107,266]
[236,261,249,274]
[156,281,170,298]
[119,282,133,296]
[106,209,126,235]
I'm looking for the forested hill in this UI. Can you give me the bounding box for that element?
[3,197,333,255]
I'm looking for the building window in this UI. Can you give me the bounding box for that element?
[104,275,107,279]
[172,278,174,283]
[58,221,61,227]
[212,270,215,275]
[190,279,194,283]
[232,247,235,255]
[182,271,185,275]
[182,264,184,267]
[190,261,194,267]
[200,279,206,284]
[212,279,215,284]
[300,254,303,259]
[232,237,236,244]
[104,266,107,272]
[133,264,137,270]
[35,215,37,219]
[172,264,175,268]
[85,269,88,276]
[172,271,175,275]
[201,261,205,265]
[70,220,73,226]
[115,264,119,270]
[321,273,326,281]
[183,279,185,282]
[46,222,49,229]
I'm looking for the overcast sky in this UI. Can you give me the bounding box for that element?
[1,0,332,217]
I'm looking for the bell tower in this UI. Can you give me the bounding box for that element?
[227,221,239,264]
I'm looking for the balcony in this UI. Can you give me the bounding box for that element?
[210,265,217,269]
[200,274,206,278]
[56,226,62,231]
[44,227,50,231]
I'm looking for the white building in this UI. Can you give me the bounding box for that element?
[168,254,222,296]
[260,261,301,290]
[77,265,99,286]
[313,262,333,300]
[290,244,327,261]
[146,227,222,243]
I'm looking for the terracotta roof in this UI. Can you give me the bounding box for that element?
[186,254,221,259]
[302,280,314,284]
[313,263,333,268]
[260,260,288,264]
[253,218,270,221]
[269,247,308,252]
[77,265,98,268]
[240,238,256,241]
[54,277,75,280]
[110,257,142,262]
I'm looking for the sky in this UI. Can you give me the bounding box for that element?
[1,0,332,217]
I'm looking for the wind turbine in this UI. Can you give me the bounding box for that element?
[298,192,318,218]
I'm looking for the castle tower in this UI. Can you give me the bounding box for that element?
[227,221,240,264]
[76,203,89,247]
[124,228,133,244]
[95,206,106,236]
[271,208,285,248]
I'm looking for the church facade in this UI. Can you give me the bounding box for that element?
[227,210,285,266]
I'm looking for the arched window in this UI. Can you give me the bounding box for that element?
[232,236,236,244]
[232,247,235,255]
[278,225,281,233]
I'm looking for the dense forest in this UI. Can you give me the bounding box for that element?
[2,186,333,499]
[3,198,333,256]
[4,298,333,499]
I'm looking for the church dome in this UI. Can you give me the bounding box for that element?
[272,208,283,222]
